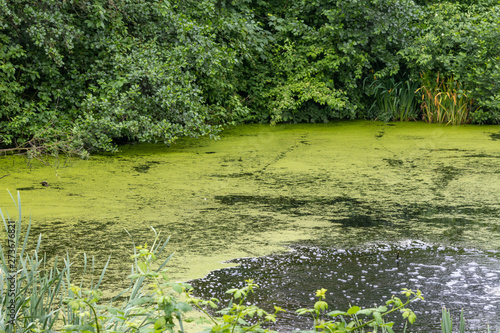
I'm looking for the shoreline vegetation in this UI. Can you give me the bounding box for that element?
[1,0,499,160]
[1,1,499,330]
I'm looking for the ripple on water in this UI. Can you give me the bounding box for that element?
[190,241,500,333]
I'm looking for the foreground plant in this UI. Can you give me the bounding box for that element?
[441,307,465,333]
[441,307,499,333]
[296,288,423,333]
[186,279,284,333]
[0,191,71,333]
[62,230,193,333]
[0,190,193,333]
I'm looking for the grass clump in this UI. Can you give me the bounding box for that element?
[365,75,420,122]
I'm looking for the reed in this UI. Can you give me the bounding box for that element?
[1,191,65,332]
[418,72,474,125]
[441,307,465,333]
[0,191,105,332]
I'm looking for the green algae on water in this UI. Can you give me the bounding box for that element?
[0,121,499,293]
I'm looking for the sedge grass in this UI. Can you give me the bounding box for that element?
[365,75,420,122]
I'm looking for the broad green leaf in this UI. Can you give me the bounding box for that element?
[172,283,183,294]
[409,312,417,324]
[373,311,384,325]
[314,300,328,312]
[137,261,148,274]
[347,306,361,315]
[176,301,192,312]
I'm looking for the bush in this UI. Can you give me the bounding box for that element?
[401,2,500,123]
[237,0,422,123]
[0,0,258,156]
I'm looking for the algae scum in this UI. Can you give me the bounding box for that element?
[1,121,499,332]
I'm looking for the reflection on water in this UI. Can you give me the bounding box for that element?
[190,241,500,332]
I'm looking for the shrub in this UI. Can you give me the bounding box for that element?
[236,0,422,123]
[0,0,258,156]
[401,2,500,123]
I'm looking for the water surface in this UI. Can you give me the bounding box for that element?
[0,121,499,328]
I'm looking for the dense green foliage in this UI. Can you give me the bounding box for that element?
[401,1,500,123]
[0,0,255,155]
[1,0,499,155]
[238,0,422,123]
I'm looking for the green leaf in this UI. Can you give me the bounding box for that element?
[128,297,155,306]
[137,261,148,273]
[373,311,384,325]
[357,309,373,316]
[314,301,328,312]
[105,306,123,315]
[409,312,417,324]
[327,310,348,317]
[154,317,166,330]
[375,306,387,313]
[347,306,360,315]
[176,301,192,312]
[172,283,183,294]
[69,300,80,311]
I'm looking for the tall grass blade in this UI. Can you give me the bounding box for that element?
[459,309,465,333]
[418,72,473,125]
[441,307,452,333]
[96,256,111,290]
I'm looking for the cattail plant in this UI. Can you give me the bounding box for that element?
[418,72,475,125]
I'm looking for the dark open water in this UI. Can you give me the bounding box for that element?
[191,241,500,332]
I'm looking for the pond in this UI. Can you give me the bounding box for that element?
[0,121,499,331]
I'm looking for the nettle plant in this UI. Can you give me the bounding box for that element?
[186,279,285,333]
[296,288,423,333]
